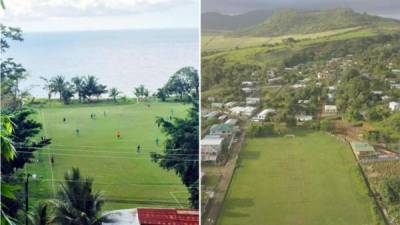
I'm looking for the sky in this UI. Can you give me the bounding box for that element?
[0,0,199,32]
[202,0,400,19]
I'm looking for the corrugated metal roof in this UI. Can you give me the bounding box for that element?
[137,208,198,225]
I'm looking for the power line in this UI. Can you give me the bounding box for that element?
[15,151,199,161]
[15,146,199,156]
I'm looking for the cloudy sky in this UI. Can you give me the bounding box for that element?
[202,0,400,19]
[0,0,199,32]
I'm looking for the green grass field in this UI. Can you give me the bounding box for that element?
[26,102,191,210]
[218,131,383,225]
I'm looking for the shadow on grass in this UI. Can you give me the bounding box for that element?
[240,151,261,160]
[222,198,254,218]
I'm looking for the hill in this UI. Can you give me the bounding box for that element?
[231,8,400,37]
[202,10,273,33]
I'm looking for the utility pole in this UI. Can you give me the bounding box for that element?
[25,173,31,225]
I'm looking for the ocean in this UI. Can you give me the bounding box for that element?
[3,29,199,98]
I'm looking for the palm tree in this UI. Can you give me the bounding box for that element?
[28,201,53,225]
[40,77,55,102]
[134,85,148,103]
[52,168,112,225]
[50,75,66,101]
[71,76,85,102]
[109,88,120,103]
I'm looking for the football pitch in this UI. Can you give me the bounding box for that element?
[26,102,191,210]
[217,131,383,225]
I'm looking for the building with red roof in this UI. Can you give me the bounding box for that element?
[103,208,199,225]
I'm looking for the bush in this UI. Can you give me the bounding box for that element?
[320,119,335,132]
[247,124,275,137]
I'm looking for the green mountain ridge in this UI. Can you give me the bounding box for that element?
[230,8,400,37]
[202,10,273,33]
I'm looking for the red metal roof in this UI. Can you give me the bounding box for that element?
[137,208,199,225]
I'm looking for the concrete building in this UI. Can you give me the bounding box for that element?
[210,124,235,137]
[389,101,400,112]
[230,106,256,117]
[246,97,260,105]
[224,101,237,108]
[295,115,313,122]
[253,109,276,121]
[201,135,225,162]
[350,142,378,160]
[324,105,338,114]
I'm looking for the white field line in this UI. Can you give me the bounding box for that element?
[40,110,56,196]
[169,191,184,208]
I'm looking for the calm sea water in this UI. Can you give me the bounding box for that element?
[4,29,199,98]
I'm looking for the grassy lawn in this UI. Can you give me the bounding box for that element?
[26,102,191,210]
[218,131,383,225]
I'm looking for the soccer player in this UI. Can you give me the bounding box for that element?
[75,128,80,136]
[155,138,159,146]
[137,144,141,153]
[116,131,121,139]
[63,117,66,123]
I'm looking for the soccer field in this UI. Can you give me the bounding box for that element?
[218,131,383,225]
[26,102,191,210]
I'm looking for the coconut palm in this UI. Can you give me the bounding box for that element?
[28,201,53,225]
[40,77,55,102]
[133,85,148,102]
[52,168,112,225]
[50,75,66,101]
[108,88,120,103]
[71,76,85,102]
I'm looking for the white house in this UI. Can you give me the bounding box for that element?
[389,101,400,112]
[295,115,313,122]
[211,102,224,109]
[246,97,260,105]
[204,111,220,120]
[218,114,228,121]
[230,106,256,117]
[224,101,237,108]
[292,84,306,89]
[225,118,238,126]
[242,87,254,94]
[242,81,254,86]
[324,105,338,114]
[201,135,225,162]
[253,109,276,121]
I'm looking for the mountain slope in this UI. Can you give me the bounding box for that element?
[202,10,273,33]
[232,8,400,37]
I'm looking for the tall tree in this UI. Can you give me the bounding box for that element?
[151,100,199,208]
[52,168,112,225]
[71,76,85,102]
[40,77,55,102]
[50,75,66,101]
[109,88,120,103]
[164,67,199,100]
[133,85,148,102]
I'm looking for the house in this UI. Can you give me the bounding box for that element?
[372,90,383,96]
[242,87,254,94]
[292,84,306,89]
[246,97,260,105]
[390,83,400,89]
[103,208,199,225]
[230,106,256,117]
[298,99,310,104]
[268,77,283,85]
[389,101,400,112]
[392,69,400,73]
[224,101,237,108]
[253,109,276,121]
[204,111,219,120]
[218,114,228,121]
[350,142,378,160]
[242,81,254,86]
[225,118,238,126]
[328,86,336,92]
[324,105,337,114]
[211,102,224,109]
[295,115,313,122]
[210,124,235,137]
[201,135,225,162]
